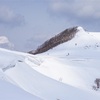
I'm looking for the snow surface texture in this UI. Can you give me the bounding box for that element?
[0,27,100,100]
[0,79,41,100]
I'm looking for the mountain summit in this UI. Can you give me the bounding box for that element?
[29,26,100,56]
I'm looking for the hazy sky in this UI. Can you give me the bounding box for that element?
[0,0,100,51]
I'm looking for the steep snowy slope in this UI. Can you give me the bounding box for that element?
[0,47,100,100]
[33,26,100,89]
[39,27,100,58]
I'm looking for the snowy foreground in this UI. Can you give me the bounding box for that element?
[0,27,100,100]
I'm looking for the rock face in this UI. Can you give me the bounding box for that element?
[29,26,78,55]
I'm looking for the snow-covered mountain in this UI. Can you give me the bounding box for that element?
[0,26,100,100]
[39,27,100,58]
[0,36,14,50]
[29,26,100,56]
[29,26,78,54]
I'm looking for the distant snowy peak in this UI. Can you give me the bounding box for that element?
[0,36,14,50]
[0,36,9,44]
[77,26,85,31]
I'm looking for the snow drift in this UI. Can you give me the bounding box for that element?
[0,26,100,100]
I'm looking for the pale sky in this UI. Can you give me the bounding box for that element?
[0,0,100,51]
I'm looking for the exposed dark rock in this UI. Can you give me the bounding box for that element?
[28,26,79,55]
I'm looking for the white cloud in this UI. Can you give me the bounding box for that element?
[0,36,9,44]
[49,0,100,19]
[0,6,25,27]
[47,0,100,31]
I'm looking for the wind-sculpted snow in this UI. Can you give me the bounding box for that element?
[0,47,100,100]
[0,48,100,100]
[0,26,100,100]
[29,26,78,54]
[0,79,42,100]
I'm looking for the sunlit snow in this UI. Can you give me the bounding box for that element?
[0,27,100,100]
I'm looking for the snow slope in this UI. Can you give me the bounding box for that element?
[34,27,100,89]
[0,48,100,100]
[41,27,100,58]
[0,27,100,100]
[0,79,41,100]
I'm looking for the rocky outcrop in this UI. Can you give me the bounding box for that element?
[29,26,78,55]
